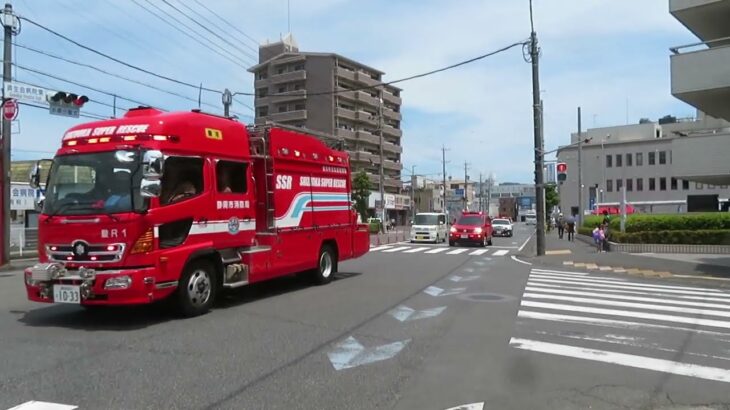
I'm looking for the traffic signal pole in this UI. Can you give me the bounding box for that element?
[529,20,545,256]
[1,3,14,267]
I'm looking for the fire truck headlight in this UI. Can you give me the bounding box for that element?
[105,276,132,290]
[25,271,40,286]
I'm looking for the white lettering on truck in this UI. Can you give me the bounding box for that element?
[299,176,346,188]
[276,175,293,190]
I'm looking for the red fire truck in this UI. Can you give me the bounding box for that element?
[24,108,370,316]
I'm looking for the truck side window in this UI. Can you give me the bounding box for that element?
[216,160,247,194]
[438,215,445,225]
[160,157,204,205]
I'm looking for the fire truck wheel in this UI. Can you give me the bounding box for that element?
[313,245,336,285]
[177,259,217,317]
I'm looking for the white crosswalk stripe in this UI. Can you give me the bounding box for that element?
[512,268,730,383]
[368,247,510,257]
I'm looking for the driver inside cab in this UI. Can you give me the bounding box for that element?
[161,169,199,205]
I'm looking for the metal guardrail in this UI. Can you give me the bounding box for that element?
[670,35,730,54]
[609,241,730,255]
[9,226,38,257]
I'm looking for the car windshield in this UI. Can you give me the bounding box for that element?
[414,214,439,225]
[43,150,145,216]
[457,215,482,225]
[493,219,510,225]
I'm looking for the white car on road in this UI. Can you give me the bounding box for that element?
[410,212,448,243]
[492,218,514,237]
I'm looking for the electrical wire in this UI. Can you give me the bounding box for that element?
[189,0,259,46]
[174,0,258,55]
[236,40,529,97]
[13,42,253,114]
[19,15,223,93]
[133,0,253,69]
[16,78,127,113]
[19,101,110,120]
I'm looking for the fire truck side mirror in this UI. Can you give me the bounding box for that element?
[142,150,164,178]
[141,179,161,198]
[29,161,42,189]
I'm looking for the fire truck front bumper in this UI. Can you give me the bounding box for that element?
[24,263,177,306]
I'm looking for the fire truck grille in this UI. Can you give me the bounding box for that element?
[46,243,126,263]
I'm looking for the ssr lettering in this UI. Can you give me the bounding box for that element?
[276,175,293,190]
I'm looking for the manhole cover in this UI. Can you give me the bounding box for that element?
[458,292,511,302]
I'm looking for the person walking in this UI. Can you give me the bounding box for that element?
[592,224,605,252]
[602,210,611,251]
[557,213,565,239]
[566,214,576,242]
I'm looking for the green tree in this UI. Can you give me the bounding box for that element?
[545,183,560,211]
[351,170,371,222]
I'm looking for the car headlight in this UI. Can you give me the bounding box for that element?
[450,227,457,233]
[474,227,483,234]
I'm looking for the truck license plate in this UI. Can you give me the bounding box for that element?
[53,285,81,304]
[460,234,468,239]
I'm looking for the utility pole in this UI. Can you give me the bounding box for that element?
[463,161,469,211]
[441,145,448,217]
[1,3,16,267]
[486,174,492,214]
[378,89,385,230]
[577,106,583,228]
[479,173,483,212]
[528,0,546,256]
[222,88,232,117]
[410,164,416,222]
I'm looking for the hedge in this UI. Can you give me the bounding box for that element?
[582,213,730,233]
[610,229,730,245]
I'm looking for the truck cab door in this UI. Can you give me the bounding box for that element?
[213,160,255,247]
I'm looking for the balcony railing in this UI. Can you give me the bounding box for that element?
[267,110,307,122]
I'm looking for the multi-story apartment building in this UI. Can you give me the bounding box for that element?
[247,35,404,195]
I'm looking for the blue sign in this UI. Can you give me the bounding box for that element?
[454,188,464,196]
[519,197,532,207]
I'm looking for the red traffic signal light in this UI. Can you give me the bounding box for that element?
[557,162,567,173]
[48,91,88,107]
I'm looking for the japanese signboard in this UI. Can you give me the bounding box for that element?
[4,81,47,104]
[11,184,37,211]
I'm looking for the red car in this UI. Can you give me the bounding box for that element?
[449,211,493,247]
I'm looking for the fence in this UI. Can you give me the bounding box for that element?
[608,242,730,255]
[9,226,38,258]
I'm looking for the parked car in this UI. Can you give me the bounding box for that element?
[492,218,513,237]
[449,211,493,247]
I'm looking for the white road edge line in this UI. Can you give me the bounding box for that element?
[509,337,730,383]
[7,401,78,410]
[511,255,532,266]
[518,232,534,252]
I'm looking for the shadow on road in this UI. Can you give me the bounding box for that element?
[16,271,362,330]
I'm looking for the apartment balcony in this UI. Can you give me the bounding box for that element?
[356,130,380,145]
[383,125,403,138]
[384,108,402,121]
[351,151,380,164]
[267,110,307,122]
[335,128,357,141]
[270,70,307,84]
[671,43,730,121]
[271,54,306,67]
[382,91,402,106]
[335,107,358,122]
[255,97,270,107]
[383,141,403,154]
[670,0,730,42]
[671,132,730,185]
[337,89,358,103]
[385,178,402,189]
[335,67,357,82]
[356,111,377,126]
[254,78,270,89]
[355,71,380,87]
[383,160,403,171]
[355,90,380,107]
[269,89,307,104]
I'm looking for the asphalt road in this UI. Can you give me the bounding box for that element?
[2,224,730,409]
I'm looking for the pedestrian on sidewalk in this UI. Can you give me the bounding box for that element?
[592,224,606,252]
[601,210,611,251]
[557,213,565,239]
[566,214,576,241]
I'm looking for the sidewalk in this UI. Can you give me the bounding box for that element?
[369,226,410,246]
[522,229,730,282]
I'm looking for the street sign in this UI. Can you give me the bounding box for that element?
[2,98,18,121]
[454,188,464,196]
[49,104,80,118]
[4,81,47,104]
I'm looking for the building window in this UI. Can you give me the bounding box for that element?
[626,178,633,192]
[278,105,288,113]
[659,151,667,164]
[649,178,656,191]
[626,153,632,167]
[294,103,305,111]
[277,67,285,75]
[606,179,613,192]
[636,178,643,191]
[636,152,643,166]
[257,88,268,98]
[671,177,678,190]
[660,177,666,191]
[606,155,612,168]
[294,64,304,71]
[616,179,623,191]
[278,86,286,93]
[682,180,689,190]
[648,152,655,165]
[257,71,268,80]
[616,154,622,167]
[696,182,703,190]
[257,107,268,117]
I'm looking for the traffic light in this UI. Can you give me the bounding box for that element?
[47,91,88,107]
[557,162,567,182]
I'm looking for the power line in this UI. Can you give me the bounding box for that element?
[17,78,127,113]
[132,0,253,69]
[19,15,224,94]
[236,40,528,97]
[19,101,110,120]
[14,42,253,114]
[189,0,259,46]
[175,0,258,54]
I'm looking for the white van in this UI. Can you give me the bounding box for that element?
[525,213,537,225]
[410,212,448,243]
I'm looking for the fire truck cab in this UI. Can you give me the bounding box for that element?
[24,108,370,316]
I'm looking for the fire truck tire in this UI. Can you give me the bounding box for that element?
[313,245,337,285]
[176,259,217,317]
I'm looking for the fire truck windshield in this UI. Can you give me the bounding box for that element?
[43,150,146,216]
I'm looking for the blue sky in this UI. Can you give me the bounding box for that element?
[9,0,697,183]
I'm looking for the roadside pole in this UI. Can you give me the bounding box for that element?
[1,3,16,267]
